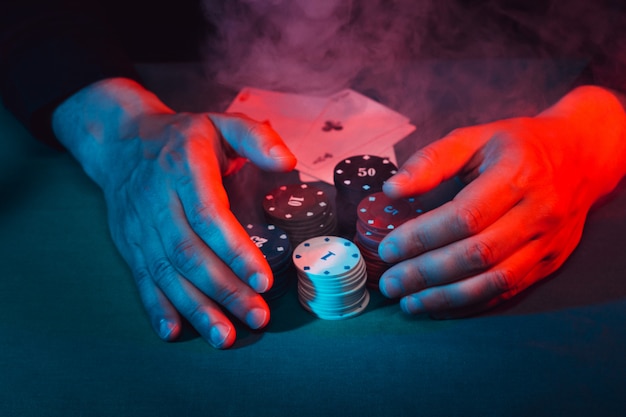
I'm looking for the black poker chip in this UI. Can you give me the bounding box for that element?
[263,183,336,246]
[333,155,398,238]
[334,155,398,194]
[263,183,329,221]
[244,223,294,300]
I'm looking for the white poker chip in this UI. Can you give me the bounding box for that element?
[293,236,360,275]
[293,236,369,320]
[297,291,370,321]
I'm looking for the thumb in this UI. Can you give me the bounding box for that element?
[383,125,490,198]
[207,112,297,172]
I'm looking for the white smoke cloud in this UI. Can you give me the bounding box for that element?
[201,0,434,94]
[201,0,626,128]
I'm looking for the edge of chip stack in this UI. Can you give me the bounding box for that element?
[354,192,424,289]
[292,236,369,320]
[245,223,293,300]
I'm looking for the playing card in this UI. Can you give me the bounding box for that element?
[225,87,329,150]
[224,87,415,185]
[293,89,411,173]
[298,123,414,184]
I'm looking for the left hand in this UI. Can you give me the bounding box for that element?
[377,86,626,318]
[51,78,297,348]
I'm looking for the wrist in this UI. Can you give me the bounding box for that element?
[538,85,626,200]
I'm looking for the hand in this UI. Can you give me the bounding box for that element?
[52,78,296,348]
[378,86,626,318]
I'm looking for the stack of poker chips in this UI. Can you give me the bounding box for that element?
[292,236,369,320]
[262,183,337,247]
[244,223,293,300]
[354,192,424,288]
[333,155,398,238]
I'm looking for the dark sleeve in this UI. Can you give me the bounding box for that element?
[0,0,141,146]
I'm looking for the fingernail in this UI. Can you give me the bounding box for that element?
[250,272,271,293]
[246,307,269,329]
[380,277,404,298]
[401,296,425,314]
[209,323,232,348]
[386,170,411,186]
[158,319,179,341]
[379,240,400,262]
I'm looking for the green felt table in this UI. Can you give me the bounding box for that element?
[1,61,625,417]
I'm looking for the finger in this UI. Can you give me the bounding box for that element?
[140,230,240,349]
[148,262,238,349]
[397,215,585,316]
[110,232,183,342]
[428,247,565,320]
[131,262,182,342]
[379,199,535,298]
[379,134,527,263]
[397,245,539,315]
[383,125,491,198]
[172,149,274,293]
[419,209,585,319]
[379,169,522,263]
[208,112,297,172]
[158,198,271,329]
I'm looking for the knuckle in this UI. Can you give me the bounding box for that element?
[432,288,454,310]
[541,250,558,264]
[222,249,247,273]
[132,268,153,288]
[212,284,241,309]
[408,226,432,252]
[188,204,220,233]
[410,147,438,168]
[188,304,211,328]
[170,238,203,274]
[491,268,517,294]
[540,197,567,226]
[150,258,177,290]
[454,204,485,235]
[464,239,496,271]
[245,119,269,139]
[412,262,433,289]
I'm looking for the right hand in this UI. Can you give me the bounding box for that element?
[378,85,626,318]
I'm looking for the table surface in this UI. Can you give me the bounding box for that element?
[1,61,625,417]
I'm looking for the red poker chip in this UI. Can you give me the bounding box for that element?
[356,192,422,233]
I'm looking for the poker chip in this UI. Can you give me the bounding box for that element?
[356,192,422,232]
[354,192,424,288]
[293,236,369,320]
[245,223,294,300]
[333,155,398,238]
[263,183,337,246]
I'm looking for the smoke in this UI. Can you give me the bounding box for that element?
[201,0,626,130]
[201,0,434,94]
